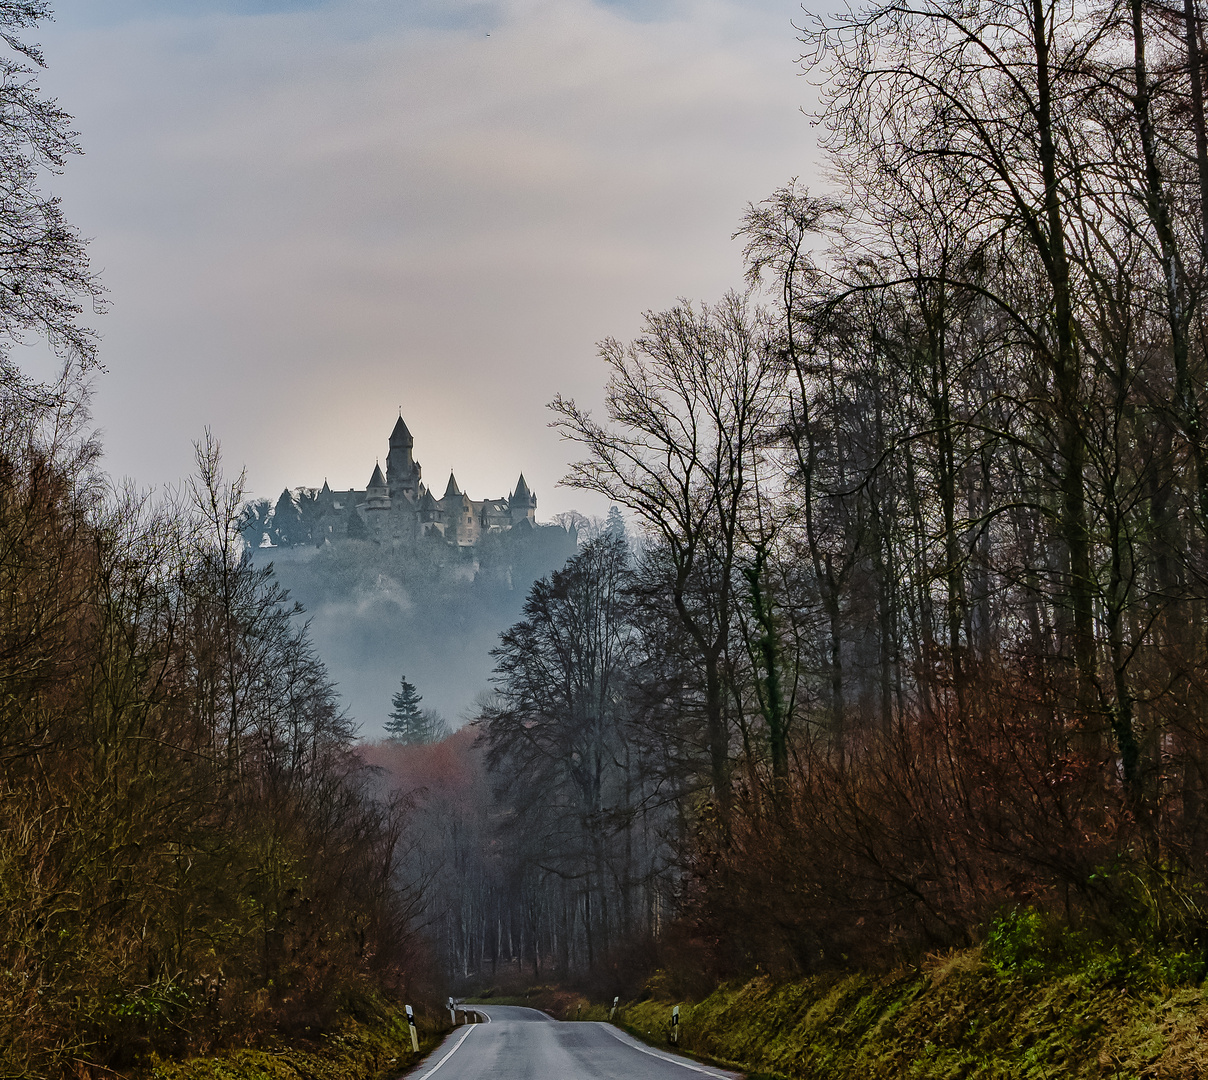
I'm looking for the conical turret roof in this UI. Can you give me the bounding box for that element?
[368,463,387,489]
[390,414,414,446]
[512,473,533,503]
[444,472,462,498]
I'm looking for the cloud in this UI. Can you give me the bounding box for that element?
[37,0,822,512]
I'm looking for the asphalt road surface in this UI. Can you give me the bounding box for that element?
[410,1005,743,1080]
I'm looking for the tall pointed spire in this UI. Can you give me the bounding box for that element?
[509,472,536,525]
[390,413,414,447]
[444,471,461,498]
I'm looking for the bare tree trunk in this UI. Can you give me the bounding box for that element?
[1185,0,1208,258]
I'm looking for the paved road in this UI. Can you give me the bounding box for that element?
[410,1005,742,1080]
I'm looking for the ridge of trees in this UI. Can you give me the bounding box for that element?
[424,0,1208,987]
[257,509,581,736]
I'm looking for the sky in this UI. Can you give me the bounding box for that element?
[27,0,824,515]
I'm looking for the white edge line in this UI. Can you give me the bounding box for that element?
[601,1023,732,1078]
[415,1021,477,1080]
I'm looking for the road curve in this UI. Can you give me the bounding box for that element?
[409,1004,743,1080]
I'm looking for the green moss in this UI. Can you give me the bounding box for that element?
[609,942,1208,1079]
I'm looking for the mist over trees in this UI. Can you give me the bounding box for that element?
[387,0,1208,990]
[246,507,579,734]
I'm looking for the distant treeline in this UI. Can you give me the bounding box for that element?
[242,486,333,548]
[387,0,1208,993]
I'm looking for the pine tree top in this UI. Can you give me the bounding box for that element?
[386,675,428,743]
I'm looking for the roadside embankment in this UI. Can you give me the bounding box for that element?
[609,940,1208,1079]
[144,1003,450,1080]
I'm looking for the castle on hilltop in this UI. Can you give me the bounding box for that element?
[304,415,538,548]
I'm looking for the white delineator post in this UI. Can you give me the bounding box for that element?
[406,1004,419,1052]
[448,997,456,1025]
[671,1004,679,1045]
[610,996,619,1020]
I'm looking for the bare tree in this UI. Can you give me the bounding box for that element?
[552,293,786,822]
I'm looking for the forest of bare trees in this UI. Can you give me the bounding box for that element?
[405,0,1208,991]
[0,409,427,1072]
[13,0,1208,1064]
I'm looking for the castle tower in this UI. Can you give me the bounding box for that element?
[367,462,389,501]
[442,472,478,546]
[314,479,341,544]
[325,416,539,549]
[360,462,391,540]
[386,413,422,503]
[509,473,537,527]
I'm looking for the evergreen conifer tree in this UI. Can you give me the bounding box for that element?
[605,505,627,543]
[239,498,272,551]
[386,676,426,743]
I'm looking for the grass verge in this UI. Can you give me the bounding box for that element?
[144,1001,448,1080]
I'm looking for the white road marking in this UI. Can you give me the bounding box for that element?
[415,1022,478,1080]
[601,1024,733,1078]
